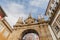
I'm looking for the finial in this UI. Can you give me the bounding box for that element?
[38,14,44,20]
[17,17,23,24]
[41,15,44,18]
[38,14,42,19]
[19,17,22,21]
[29,12,32,18]
[38,15,41,19]
[40,14,44,18]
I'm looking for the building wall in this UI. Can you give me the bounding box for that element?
[45,0,60,40]
[45,0,60,17]
[0,19,12,40]
[51,10,60,40]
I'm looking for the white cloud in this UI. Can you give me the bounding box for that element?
[3,2,28,27]
[6,3,24,14]
[30,0,49,8]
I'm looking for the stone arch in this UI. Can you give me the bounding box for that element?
[20,29,39,40]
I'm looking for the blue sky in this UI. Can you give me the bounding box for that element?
[0,0,49,27]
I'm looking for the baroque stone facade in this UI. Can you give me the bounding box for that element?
[8,15,53,40]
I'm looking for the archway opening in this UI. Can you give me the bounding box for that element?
[21,29,39,40]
